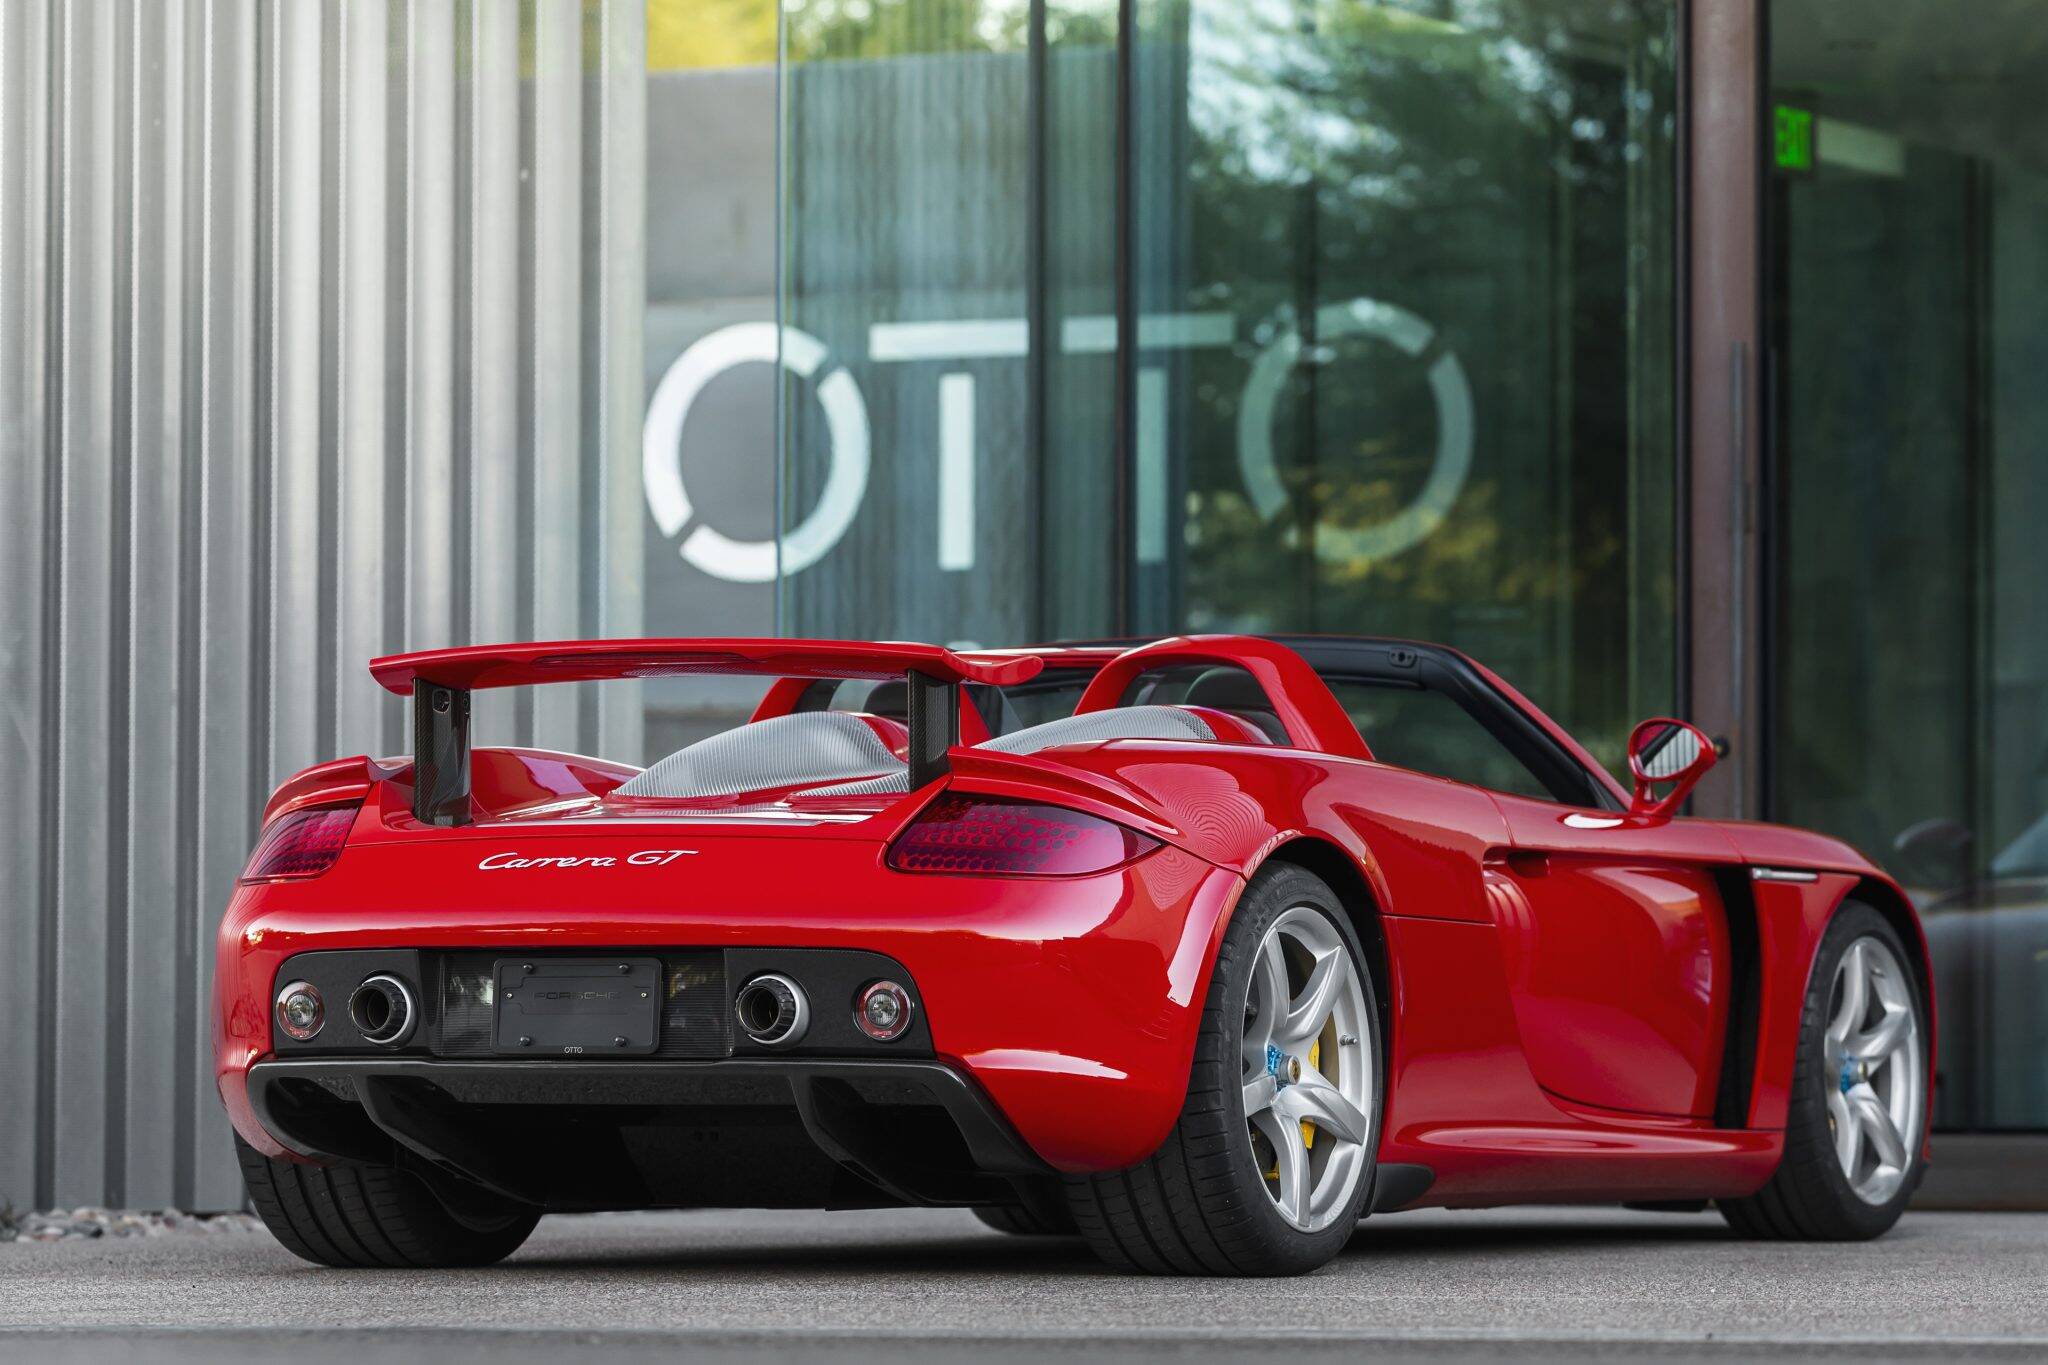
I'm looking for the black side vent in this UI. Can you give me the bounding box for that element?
[1711,869,1764,1128]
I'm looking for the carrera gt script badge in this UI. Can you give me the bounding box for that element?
[477,849,697,871]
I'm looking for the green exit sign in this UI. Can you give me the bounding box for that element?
[1775,104,1814,172]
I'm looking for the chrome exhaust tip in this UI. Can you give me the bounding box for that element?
[348,973,418,1047]
[734,973,809,1048]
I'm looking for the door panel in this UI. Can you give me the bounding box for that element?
[1488,797,1742,1117]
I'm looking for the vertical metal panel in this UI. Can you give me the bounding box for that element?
[119,0,187,1207]
[594,0,645,764]
[407,0,456,652]
[468,0,521,747]
[52,0,119,1207]
[528,0,585,751]
[0,0,55,1214]
[0,0,650,1214]
[270,0,323,787]
[191,0,260,1214]
[335,0,389,759]
[171,0,208,1219]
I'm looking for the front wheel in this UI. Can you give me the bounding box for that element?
[1064,864,1382,1275]
[1719,902,1928,1239]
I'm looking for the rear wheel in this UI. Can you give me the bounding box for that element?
[236,1136,540,1268]
[973,1202,1076,1236]
[1719,903,1927,1240]
[1064,864,1381,1275]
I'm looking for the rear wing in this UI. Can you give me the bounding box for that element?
[368,638,1044,826]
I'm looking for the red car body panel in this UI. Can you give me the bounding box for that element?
[215,633,1934,1212]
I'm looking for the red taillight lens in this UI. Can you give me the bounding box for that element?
[239,803,358,883]
[886,795,1159,876]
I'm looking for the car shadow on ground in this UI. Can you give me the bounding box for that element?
[498,1210,1739,1278]
[1349,1212,1739,1255]
[505,1230,1101,1278]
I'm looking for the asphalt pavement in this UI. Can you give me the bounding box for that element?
[3,1205,2044,1363]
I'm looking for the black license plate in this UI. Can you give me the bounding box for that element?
[494,958,662,1055]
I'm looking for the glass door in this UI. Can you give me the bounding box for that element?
[1126,0,1682,768]
[1768,0,2048,1130]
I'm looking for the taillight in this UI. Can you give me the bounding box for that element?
[886,794,1159,876]
[239,803,359,883]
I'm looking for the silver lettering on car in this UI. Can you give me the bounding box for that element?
[626,849,697,866]
[476,849,697,871]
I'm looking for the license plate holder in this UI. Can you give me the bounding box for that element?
[494,957,662,1055]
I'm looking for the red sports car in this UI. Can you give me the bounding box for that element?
[215,634,1933,1275]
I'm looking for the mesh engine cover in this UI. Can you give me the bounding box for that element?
[616,711,903,800]
[805,706,1218,796]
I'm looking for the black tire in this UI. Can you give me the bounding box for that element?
[1062,863,1381,1276]
[1719,902,1928,1240]
[236,1136,541,1268]
[973,1202,1077,1236]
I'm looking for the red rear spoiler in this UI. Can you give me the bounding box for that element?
[370,637,1042,693]
[369,638,1044,826]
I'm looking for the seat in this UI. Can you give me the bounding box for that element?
[1179,667,1289,745]
[615,711,903,799]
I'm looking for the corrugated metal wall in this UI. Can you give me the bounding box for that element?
[0,0,647,1212]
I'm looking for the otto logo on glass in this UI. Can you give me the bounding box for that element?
[643,302,1473,583]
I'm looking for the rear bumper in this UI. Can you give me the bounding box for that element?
[246,1056,1048,1211]
[216,843,1247,1174]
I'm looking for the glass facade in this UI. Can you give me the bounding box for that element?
[6,0,2042,1215]
[1768,0,2048,1129]
[777,0,1123,646]
[643,0,783,754]
[774,0,1680,771]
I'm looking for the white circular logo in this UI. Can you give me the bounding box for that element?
[642,322,870,583]
[1236,297,1474,563]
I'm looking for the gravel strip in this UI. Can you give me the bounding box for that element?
[0,1207,261,1243]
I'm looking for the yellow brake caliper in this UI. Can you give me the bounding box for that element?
[1264,1038,1321,1181]
[1301,1039,1320,1150]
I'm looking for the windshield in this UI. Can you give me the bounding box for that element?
[1991,811,2048,880]
[1115,662,1562,801]
[1321,678,1555,801]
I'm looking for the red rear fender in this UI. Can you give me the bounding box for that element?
[259,755,394,825]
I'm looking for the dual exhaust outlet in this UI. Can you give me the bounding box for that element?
[280,967,910,1050]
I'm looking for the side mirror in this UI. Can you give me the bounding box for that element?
[1891,817,1972,890]
[1626,717,1717,819]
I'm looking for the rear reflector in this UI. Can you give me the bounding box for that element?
[239,803,359,883]
[886,794,1159,876]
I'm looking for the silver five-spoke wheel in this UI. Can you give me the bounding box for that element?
[1824,935,1923,1205]
[1240,905,1374,1233]
[1066,865,1377,1273]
